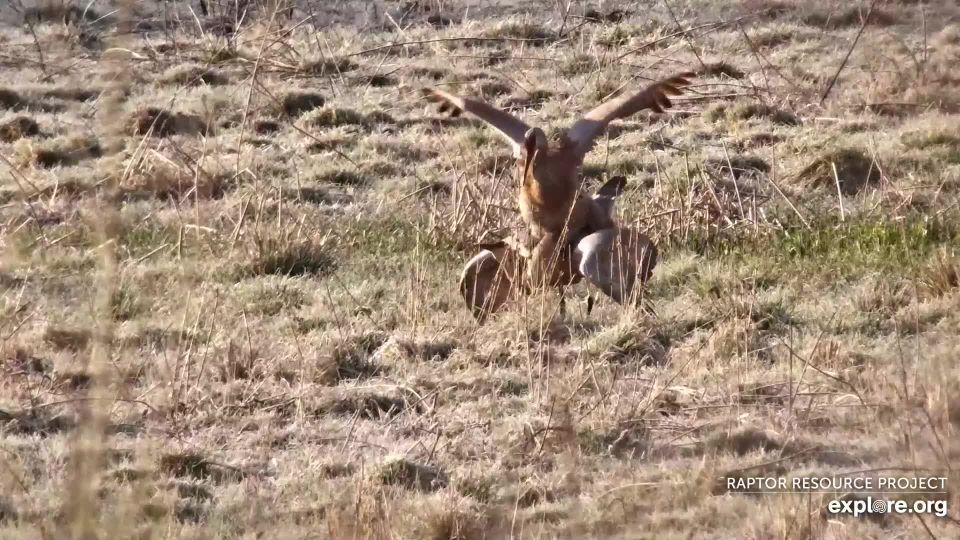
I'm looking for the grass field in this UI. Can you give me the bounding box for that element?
[0,0,959,538]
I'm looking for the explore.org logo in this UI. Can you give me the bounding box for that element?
[722,474,951,518]
[826,497,949,518]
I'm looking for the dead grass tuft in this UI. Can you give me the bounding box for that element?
[158,453,242,482]
[932,23,960,48]
[595,325,668,366]
[742,132,782,146]
[360,160,399,178]
[320,332,387,384]
[736,382,790,405]
[316,389,411,419]
[408,66,449,81]
[750,29,792,48]
[16,134,102,168]
[514,484,560,508]
[367,110,396,126]
[704,99,800,125]
[3,348,49,374]
[703,426,784,455]
[23,3,104,25]
[304,106,369,128]
[284,185,340,205]
[901,129,960,150]
[900,128,960,164]
[705,155,771,178]
[579,423,649,457]
[476,80,512,99]
[42,326,91,351]
[396,337,458,362]
[0,408,75,436]
[453,473,498,502]
[120,154,234,201]
[593,23,661,48]
[560,54,598,77]
[110,283,146,321]
[698,61,745,80]
[320,463,355,479]
[203,46,239,64]
[483,21,553,44]
[365,74,396,87]
[794,147,882,195]
[278,91,325,117]
[159,64,228,87]
[583,8,630,23]
[301,57,358,76]
[372,457,448,492]
[0,88,25,110]
[501,89,553,111]
[742,0,794,20]
[129,107,208,137]
[853,278,910,317]
[0,496,17,524]
[305,135,354,154]
[40,86,99,102]
[921,249,960,297]
[421,499,493,540]
[949,397,960,427]
[241,234,336,278]
[426,14,455,27]
[801,6,897,29]
[0,116,40,142]
[314,168,371,187]
[253,119,281,134]
[54,370,91,391]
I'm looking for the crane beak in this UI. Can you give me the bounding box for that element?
[522,131,540,180]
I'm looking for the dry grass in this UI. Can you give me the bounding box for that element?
[793,147,883,195]
[14,133,102,168]
[0,116,40,142]
[158,64,229,87]
[1,0,959,538]
[276,90,326,117]
[128,107,208,137]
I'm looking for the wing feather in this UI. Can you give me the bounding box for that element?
[422,88,531,157]
[565,73,695,155]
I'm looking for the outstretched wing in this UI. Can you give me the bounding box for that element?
[422,87,531,157]
[565,73,695,155]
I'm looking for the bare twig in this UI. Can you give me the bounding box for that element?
[819,0,882,105]
[831,162,845,221]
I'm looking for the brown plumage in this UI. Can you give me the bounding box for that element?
[424,73,695,319]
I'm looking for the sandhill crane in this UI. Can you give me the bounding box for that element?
[424,73,694,320]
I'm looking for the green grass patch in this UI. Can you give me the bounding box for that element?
[235,281,306,316]
[242,239,336,279]
[336,215,459,262]
[663,212,960,280]
[900,129,960,165]
[772,217,959,271]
